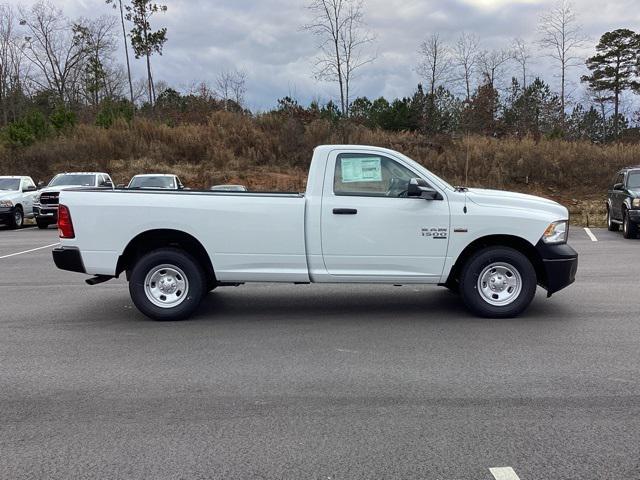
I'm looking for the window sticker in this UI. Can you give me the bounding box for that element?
[341,157,382,183]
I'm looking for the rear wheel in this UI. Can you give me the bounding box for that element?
[623,209,638,239]
[129,247,206,321]
[607,206,619,231]
[459,247,537,318]
[8,206,23,229]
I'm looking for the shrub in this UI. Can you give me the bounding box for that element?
[3,111,50,148]
[49,106,77,133]
[96,100,134,128]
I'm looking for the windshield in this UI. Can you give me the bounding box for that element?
[49,174,96,187]
[128,176,175,189]
[628,172,640,189]
[397,152,454,191]
[0,178,20,191]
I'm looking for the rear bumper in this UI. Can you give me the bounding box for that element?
[535,241,578,296]
[52,247,86,274]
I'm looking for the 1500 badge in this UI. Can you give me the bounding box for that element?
[420,227,448,239]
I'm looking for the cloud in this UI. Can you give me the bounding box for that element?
[9,0,640,110]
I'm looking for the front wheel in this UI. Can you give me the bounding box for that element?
[623,210,638,239]
[607,207,619,231]
[8,206,23,229]
[129,248,206,321]
[459,247,537,318]
[36,218,50,229]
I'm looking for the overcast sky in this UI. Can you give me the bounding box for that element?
[12,0,640,110]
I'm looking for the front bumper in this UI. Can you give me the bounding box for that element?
[52,247,86,274]
[535,241,578,296]
[33,205,58,219]
[0,206,15,223]
[628,209,640,223]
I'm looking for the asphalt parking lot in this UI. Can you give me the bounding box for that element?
[1,226,639,480]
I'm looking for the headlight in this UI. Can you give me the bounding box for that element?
[542,220,568,245]
[633,198,640,208]
[0,199,14,208]
[34,193,41,203]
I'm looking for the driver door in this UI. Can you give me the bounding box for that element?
[320,151,450,281]
[21,178,36,216]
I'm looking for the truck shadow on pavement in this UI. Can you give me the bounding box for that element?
[185,287,567,324]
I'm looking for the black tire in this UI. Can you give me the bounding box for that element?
[8,206,23,229]
[607,206,619,231]
[622,209,638,239]
[36,218,50,229]
[129,247,206,321]
[459,247,537,318]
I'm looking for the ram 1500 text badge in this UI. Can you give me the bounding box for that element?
[52,145,578,320]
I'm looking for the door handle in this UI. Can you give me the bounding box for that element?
[333,208,358,215]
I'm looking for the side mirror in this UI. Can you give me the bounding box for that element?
[613,182,624,191]
[24,185,37,192]
[117,183,126,189]
[407,178,442,200]
[37,181,45,189]
[103,181,114,189]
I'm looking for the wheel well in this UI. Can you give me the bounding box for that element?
[116,229,217,288]
[15,204,22,211]
[446,235,545,287]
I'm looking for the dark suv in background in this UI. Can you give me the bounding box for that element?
[607,167,640,239]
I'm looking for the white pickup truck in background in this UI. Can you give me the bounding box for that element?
[53,145,578,320]
[0,176,38,229]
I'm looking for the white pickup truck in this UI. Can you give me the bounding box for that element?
[0,176,38,228]
[53,145,578,320]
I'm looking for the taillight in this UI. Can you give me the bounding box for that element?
[58,204,75,239]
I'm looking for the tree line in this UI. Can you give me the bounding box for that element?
[1,0,639,149]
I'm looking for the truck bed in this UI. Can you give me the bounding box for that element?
[59,188,310,282]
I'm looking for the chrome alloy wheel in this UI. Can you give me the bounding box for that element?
[477,262,522,306]
[14,209,23,227]
[144,264,189,309]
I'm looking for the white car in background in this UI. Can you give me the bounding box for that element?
[33,172,114,229]
[0,176,38,229]
[126,174,185,190]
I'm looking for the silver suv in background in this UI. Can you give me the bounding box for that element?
[34,172,114,229]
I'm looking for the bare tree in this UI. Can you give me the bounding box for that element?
[512,38,533,89]
[452,32,480,101]
[0,4,25,123]
[75,15,118,106]
[215,69,247,110]
[538,0,587,123]
[19,1,88,103]
[417,33,452,96]
[105,0,134,104]
[477,49,512,89]
[304,0,374,116]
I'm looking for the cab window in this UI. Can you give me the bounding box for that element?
[333,153,419,197]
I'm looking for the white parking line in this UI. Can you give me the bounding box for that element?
[0,243,60,260]
[490,467,521,480]
[584,227,598,242]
